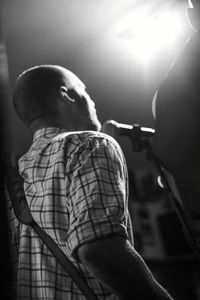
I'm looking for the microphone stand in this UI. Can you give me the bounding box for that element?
[129,124,200,262]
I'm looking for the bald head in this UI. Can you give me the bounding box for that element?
[13,65,83,127]
[13,65,101,132]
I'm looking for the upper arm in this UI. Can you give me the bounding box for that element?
[66,136,132,259]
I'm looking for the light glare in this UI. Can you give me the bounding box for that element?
[117,9,184,65]
[132,12,183,64]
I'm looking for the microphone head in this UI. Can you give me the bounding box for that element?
[102,120,154,142]
[101,120,119,138]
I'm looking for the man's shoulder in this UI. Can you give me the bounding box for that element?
[54,131,124,161]
[54,130,120,148]
[19,130,122,167]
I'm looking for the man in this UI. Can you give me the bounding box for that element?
[10,64,173,299]
[152,0,200,220]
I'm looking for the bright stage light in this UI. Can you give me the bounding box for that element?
[116,7,185,66]
[132,12,183,64]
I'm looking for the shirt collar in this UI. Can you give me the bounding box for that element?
[33,127,67,143]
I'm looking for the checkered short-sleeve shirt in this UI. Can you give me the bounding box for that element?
[8,127,133,299]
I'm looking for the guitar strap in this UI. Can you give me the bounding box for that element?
[6,166,98,300]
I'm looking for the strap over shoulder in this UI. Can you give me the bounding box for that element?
[5,159,99,300]
[5,162,33,225]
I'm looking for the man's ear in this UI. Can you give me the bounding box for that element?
[59,86,75,103]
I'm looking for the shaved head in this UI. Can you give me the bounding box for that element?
[13,64,101,132]
[13,65,84,126]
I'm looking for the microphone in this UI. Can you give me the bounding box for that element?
[102,120,155,138]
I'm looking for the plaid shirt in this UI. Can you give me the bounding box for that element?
[7,127,133,299]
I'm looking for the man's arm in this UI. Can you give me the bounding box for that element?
[77,236,173,300]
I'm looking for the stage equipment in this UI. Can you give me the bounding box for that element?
[103,120,200,261]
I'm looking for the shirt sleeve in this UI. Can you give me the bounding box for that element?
[66,136,129,256]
